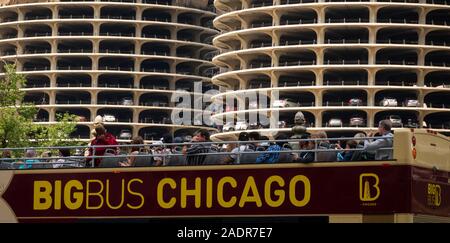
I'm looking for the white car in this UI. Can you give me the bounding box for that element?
[121,97,133,106]
[235,120,248,130]
[380,98,398,107]
[248,101,258,109]
[102,114,116,122]
[328,118,343,127]
[119,129,132,139]
[273,99,298,108]
[222,122,235,132]
[403,99,419,107]
[388,115,403,127]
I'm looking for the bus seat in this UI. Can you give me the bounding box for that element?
[133,152,153,167]
[99,154,122,168]
[0,162,12,169]
[167,154,186,166]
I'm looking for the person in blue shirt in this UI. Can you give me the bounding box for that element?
[19,149,39,169]
[256,134,288,164]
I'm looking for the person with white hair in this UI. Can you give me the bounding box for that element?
[19,149,39,169]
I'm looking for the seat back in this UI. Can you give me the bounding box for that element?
[98,153,122,168]
[0,162,12,169]
[316,145,337,162]
[239,150,259,164]
[133,152,153,167]
[278,149,294,163]
[167,153,186,166]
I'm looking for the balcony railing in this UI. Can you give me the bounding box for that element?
[377,19,419,24]
[376,60,417,65]
[324,80,366,86]
[58,49,92,53]
[279,60,316,66]
[101,15,136,20]
[142,17,171,22]
[280,19,317,25]
[141,68,169,73]
[327,18,369,23]
[24,33,51,37]
[57,83,91,87]
[426,40,450,46]
[98,66,134,71]
[24,49,51,54]
[56,100,91,105]
[376,81,416,86]
[377,39,418,45]
[326,39,369,44]
[99,83,134,88]
[141,51,168,56]
[59,15,93,19]
[281,0,318,3]
[427,20,450,26]
[141,34,170,39]
[59,32,92,36]
[22,66,50,71]
[140,85,168,90]
[278,81,315,87]
[250,42,273,48]
[143,0,171,5]
[281,40,316,46]
[58,66,92,70]
[100,32,135,37]
[99,49,134,54]
[140,101,169,107]
[325,60,368,65]
[24,16,51,20]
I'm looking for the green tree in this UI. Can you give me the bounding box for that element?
[0,63,80,148]
[31,113,82,147]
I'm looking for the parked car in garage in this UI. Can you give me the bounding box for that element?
[119,129,132,140]
[349,116,365,127]
[388,115,403,127]
[222,122,235,132]
[273,98,298,108]
[102,114,116,122]
[380,97,398,107]
[403,98,419,107]
[348,98,363,106]
[328,118,343,127]
[235,120,248,130]
[404,119,419,128]
[121,97,133,106]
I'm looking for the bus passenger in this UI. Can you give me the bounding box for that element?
[183,129,210,166]
[87,125,119,167]
[337,140,357,162]
[364,120,394,160]
[256,134,287,164]
[119,136,144,167]
[294,134,315,163]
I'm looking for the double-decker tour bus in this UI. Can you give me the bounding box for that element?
[0,129,448,223]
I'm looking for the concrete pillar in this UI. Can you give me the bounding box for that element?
[90,90,97,105]
[417,70,425,87]
[48,108,56,122]
[315,69,324,86]
[49,91,56,105]
[418,28,426,45]
[315,112,322,128]
[368,47,376,65]
[368,69,376,86]
[50,74,57,88]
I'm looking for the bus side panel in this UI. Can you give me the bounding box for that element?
[411,166,449,218]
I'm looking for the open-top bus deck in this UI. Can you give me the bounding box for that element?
[0,129,448,223]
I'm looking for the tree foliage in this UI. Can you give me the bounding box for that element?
[0,63,80,148]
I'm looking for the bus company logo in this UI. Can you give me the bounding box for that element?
[427,183,441,207]
[359,173,380,205]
